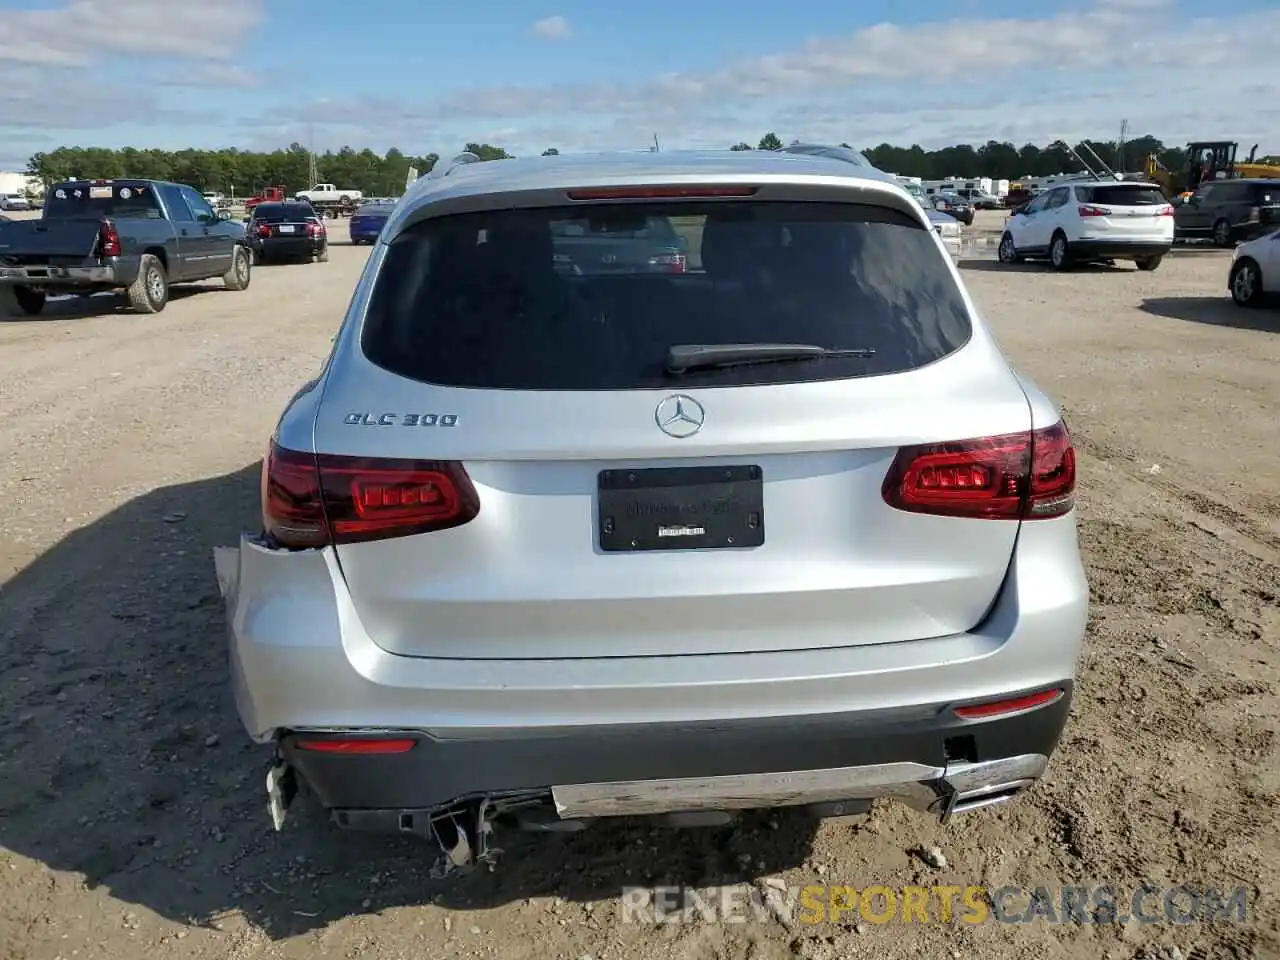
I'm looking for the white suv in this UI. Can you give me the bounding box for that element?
[216,149,1087,865]
[998,179,1174,271]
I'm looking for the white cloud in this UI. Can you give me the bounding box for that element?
[252,0,1278,157]
[1,0,1277,168]
[0,0,264,64]
[530,15,572,41]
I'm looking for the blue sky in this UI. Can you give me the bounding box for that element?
[0,0,1277,169]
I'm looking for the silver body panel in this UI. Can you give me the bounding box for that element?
[218,150,1088,825]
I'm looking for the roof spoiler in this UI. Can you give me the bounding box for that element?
[425,152,483,180]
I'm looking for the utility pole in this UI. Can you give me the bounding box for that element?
[652,133,661,153]
[1117,119,1128,173]
[308,124,319,187]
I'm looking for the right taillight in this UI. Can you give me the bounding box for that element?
[261,441,480,548]
[99,220,122,257]
[881,422,1076,521]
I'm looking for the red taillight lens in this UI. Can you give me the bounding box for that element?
[295,738,416,754]
[566,185,758,201]
[881,422,1075,521]
[99,221,122,257]
[261,441,480,548]
[1077,204,1111,217]
[1157,205,1174,217]
[649,252,687,273]
[307,221,324,237]
[1023,421,1076,518]
[954,687,1064,720]
[261,443,328,547]
[257,223,271,238]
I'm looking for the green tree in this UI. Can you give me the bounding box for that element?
[729,142,753,151]
[757,133,783,151]
[464,143,512,161]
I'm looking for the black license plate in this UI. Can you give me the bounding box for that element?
[597,465,764,552]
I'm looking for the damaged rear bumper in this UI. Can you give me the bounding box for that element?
[214,516,1085,859]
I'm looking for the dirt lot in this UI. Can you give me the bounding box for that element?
[1,238,1277,960]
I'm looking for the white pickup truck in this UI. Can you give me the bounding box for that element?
[294,183,363,205]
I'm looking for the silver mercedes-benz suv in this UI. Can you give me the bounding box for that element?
[215,149,1087,864]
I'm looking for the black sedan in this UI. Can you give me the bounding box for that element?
[246,201,329,264]
[931,193,975,226]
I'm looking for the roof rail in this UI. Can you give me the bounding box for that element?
[425,151,483,180]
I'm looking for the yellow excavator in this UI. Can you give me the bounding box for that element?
[1147,142,1280,200]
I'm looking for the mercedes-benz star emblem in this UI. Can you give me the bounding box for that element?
[655,394,705,438]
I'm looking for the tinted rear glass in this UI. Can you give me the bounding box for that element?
[1250,182,1280,204]
[361,201,972,391]
[255,203,313,221]
[355,203,393,217]
[44,182,162,219]
[1076,185,1166,206]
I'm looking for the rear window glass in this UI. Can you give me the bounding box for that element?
[361,201,972,391]
[355,203,393,216]
[1075,185,1167,206]
[1250,182,1279,204]
[255,203,313,221]
[44,182,162,219]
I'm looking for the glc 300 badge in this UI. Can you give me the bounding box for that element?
[344,412,459,426]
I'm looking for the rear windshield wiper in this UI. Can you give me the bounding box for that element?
[665,342,876,374]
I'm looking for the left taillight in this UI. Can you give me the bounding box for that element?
[1077,204,1111,217]
[648,252,687,273]
[261,441,480,548]
[880,422,1076,521]
[98,220,122,257]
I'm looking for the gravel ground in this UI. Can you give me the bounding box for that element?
[1,237,1277,960]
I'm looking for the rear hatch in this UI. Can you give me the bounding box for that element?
[0,218,103,261]
[1074,183,1173,236]
[1247,182,1280,229]
[350,208,390,236]
[254,203,319,240]
[311,188,1037,660]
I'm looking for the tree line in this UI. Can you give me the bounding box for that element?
[22,133,1259,197]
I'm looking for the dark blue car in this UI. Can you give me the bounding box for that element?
[348,200,394,245]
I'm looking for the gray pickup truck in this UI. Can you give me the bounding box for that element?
[0,178,251,316]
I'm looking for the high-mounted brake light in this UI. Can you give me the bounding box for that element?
[566,185,759,201]
[954,688,1064,720]
[881,422,1076,521]
[98,220,122,258]
[261,442,480,548]
[1077,204,1111,217]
